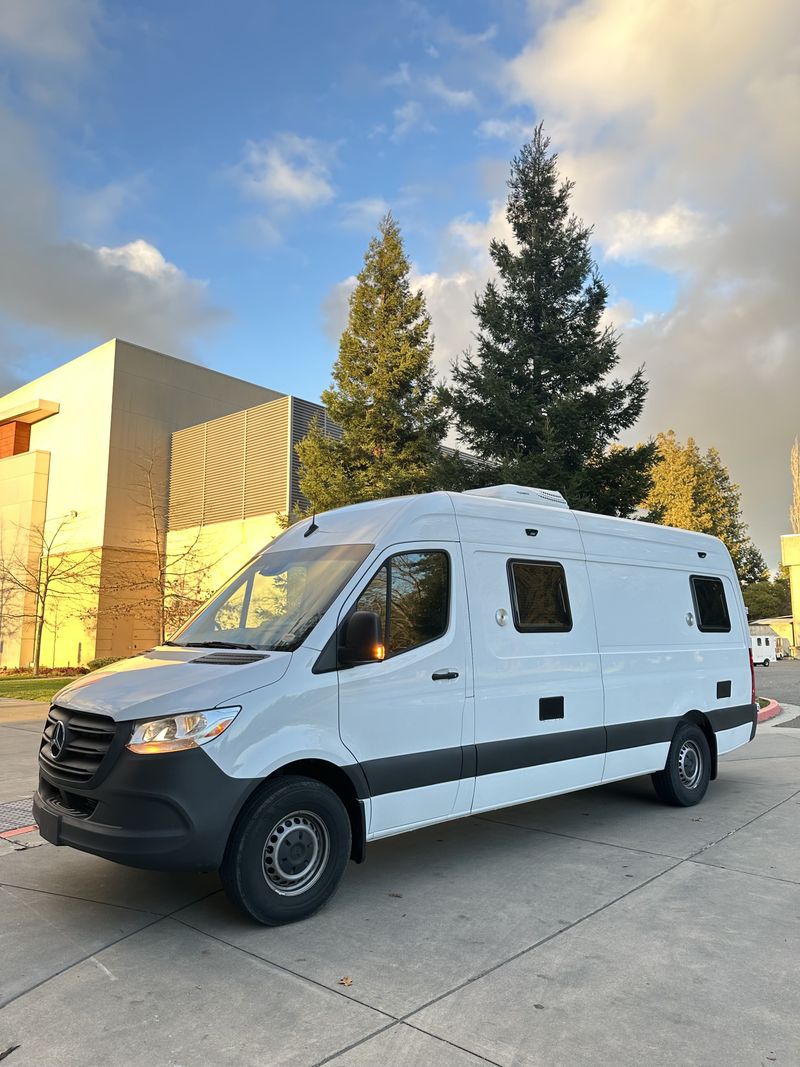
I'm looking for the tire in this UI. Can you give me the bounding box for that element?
[763,660,770,667]
[221,775,351,925]
[651,722,711,807]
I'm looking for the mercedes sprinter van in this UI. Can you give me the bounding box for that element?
[34,486,757,925]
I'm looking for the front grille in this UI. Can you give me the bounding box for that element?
[39,778,98,818]
[40,706,117,783]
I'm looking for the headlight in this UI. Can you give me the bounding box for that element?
[126,708,240,755]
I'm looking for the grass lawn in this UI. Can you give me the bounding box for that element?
[0,676,75,702]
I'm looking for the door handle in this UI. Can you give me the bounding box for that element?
[432,669,459,681]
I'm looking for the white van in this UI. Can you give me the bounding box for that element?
[34,486,757,925]
[751,634,776,667]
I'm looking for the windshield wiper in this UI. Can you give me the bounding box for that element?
[179,640,260,651]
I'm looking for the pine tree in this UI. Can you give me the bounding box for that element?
[297,214,446,513]
[445,124,654,515]
[644,431,767,585]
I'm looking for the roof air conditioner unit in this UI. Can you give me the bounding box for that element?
[463,484,570,509]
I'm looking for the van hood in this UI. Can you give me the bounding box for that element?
[53,646,292,722]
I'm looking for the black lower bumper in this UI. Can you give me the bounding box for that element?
[34,746,258,872]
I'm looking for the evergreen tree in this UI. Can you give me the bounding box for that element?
[297,214,446,512]
[742,578,791,620]
[445,124,654,515]
[643,430,767,585]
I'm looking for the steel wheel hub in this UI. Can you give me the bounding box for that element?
[262,811,329,896]
[677,739,703,789]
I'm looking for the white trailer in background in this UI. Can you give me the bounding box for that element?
[750,625,777,667]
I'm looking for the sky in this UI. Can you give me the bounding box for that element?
[0,0,797,566]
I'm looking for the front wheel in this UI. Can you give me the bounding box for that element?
[221,776,351,925]
[652,722,711,807]
[763,659,770,667]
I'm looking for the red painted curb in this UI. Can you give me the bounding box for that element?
[757,699,782,723]
[0,825,37,839]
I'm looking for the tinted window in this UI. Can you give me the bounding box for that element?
[766,637,771,646]
[756,637,762,646]
[508,560,572,633]
[354,551,449,657]
[691,576,731,633]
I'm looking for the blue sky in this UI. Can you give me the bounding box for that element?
[0,0,796,561]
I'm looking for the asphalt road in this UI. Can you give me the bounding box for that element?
[755,657,800,707]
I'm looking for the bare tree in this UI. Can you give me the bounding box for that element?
[102,449,228,646]
[791,437,800,534]
[0,513,100,675]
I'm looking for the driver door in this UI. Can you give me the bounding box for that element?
[337,543,472,836]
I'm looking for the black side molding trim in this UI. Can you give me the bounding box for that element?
[348,704,757,798]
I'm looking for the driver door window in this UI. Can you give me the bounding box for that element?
[355,551,449,657]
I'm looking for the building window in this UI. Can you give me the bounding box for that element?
[507,560,572,633]
[690,576,731,633]
[355,551,449,656]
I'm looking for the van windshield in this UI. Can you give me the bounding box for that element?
[171,543,373,653]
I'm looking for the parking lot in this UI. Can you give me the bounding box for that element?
[1,697,799,1067]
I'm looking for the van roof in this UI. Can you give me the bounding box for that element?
[277,486,731,570]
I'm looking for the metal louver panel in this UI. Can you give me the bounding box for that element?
[244,397,291,517]
[168,424,206,530]
[167,394,340,532]
[290,397,341,514]
[203,413,246,525]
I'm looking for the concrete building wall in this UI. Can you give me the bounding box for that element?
[0,339,286,668]
[163,394,337,637]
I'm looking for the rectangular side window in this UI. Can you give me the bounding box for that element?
[756,637,762,646]
[508,560,572,633]
[766,637,771,646]
[690,576,731,633]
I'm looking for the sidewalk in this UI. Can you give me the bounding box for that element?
[0,703,798,1064]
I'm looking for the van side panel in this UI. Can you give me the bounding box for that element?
[582,540,751,782]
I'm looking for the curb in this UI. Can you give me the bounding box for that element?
[757,699,782,723]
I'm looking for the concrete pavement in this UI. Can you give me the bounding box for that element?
[0,701,798,1065]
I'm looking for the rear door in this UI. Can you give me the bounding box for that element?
[337,542,473,835]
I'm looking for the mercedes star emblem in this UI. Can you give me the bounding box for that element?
[51,719,67,760]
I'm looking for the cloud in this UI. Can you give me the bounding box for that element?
[0,0,99,66]
[338,197,390,232]
[392,100,433,139]
[424,75,476,109]
[499,0,799,560]
[232,133,335,210]
[476,117,535,141]
[0,10,227,360]
[604,204,719,265]
[321,276,357,345]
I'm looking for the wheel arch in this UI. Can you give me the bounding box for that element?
[229,758,368,864]
[680,710,718,780]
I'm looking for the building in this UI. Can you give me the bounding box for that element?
[166,395,339,600]
[780,534,800,654]
[0,339,330,669]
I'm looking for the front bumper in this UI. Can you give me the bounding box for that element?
[34,744,258,872]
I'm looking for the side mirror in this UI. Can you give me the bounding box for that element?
[339,611,385,666]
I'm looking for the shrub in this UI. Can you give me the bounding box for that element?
[86,656,123,672]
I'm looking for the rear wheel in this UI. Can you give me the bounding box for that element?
[652,722,711,807]
[763,659,770,667]
[221,776,351,925]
